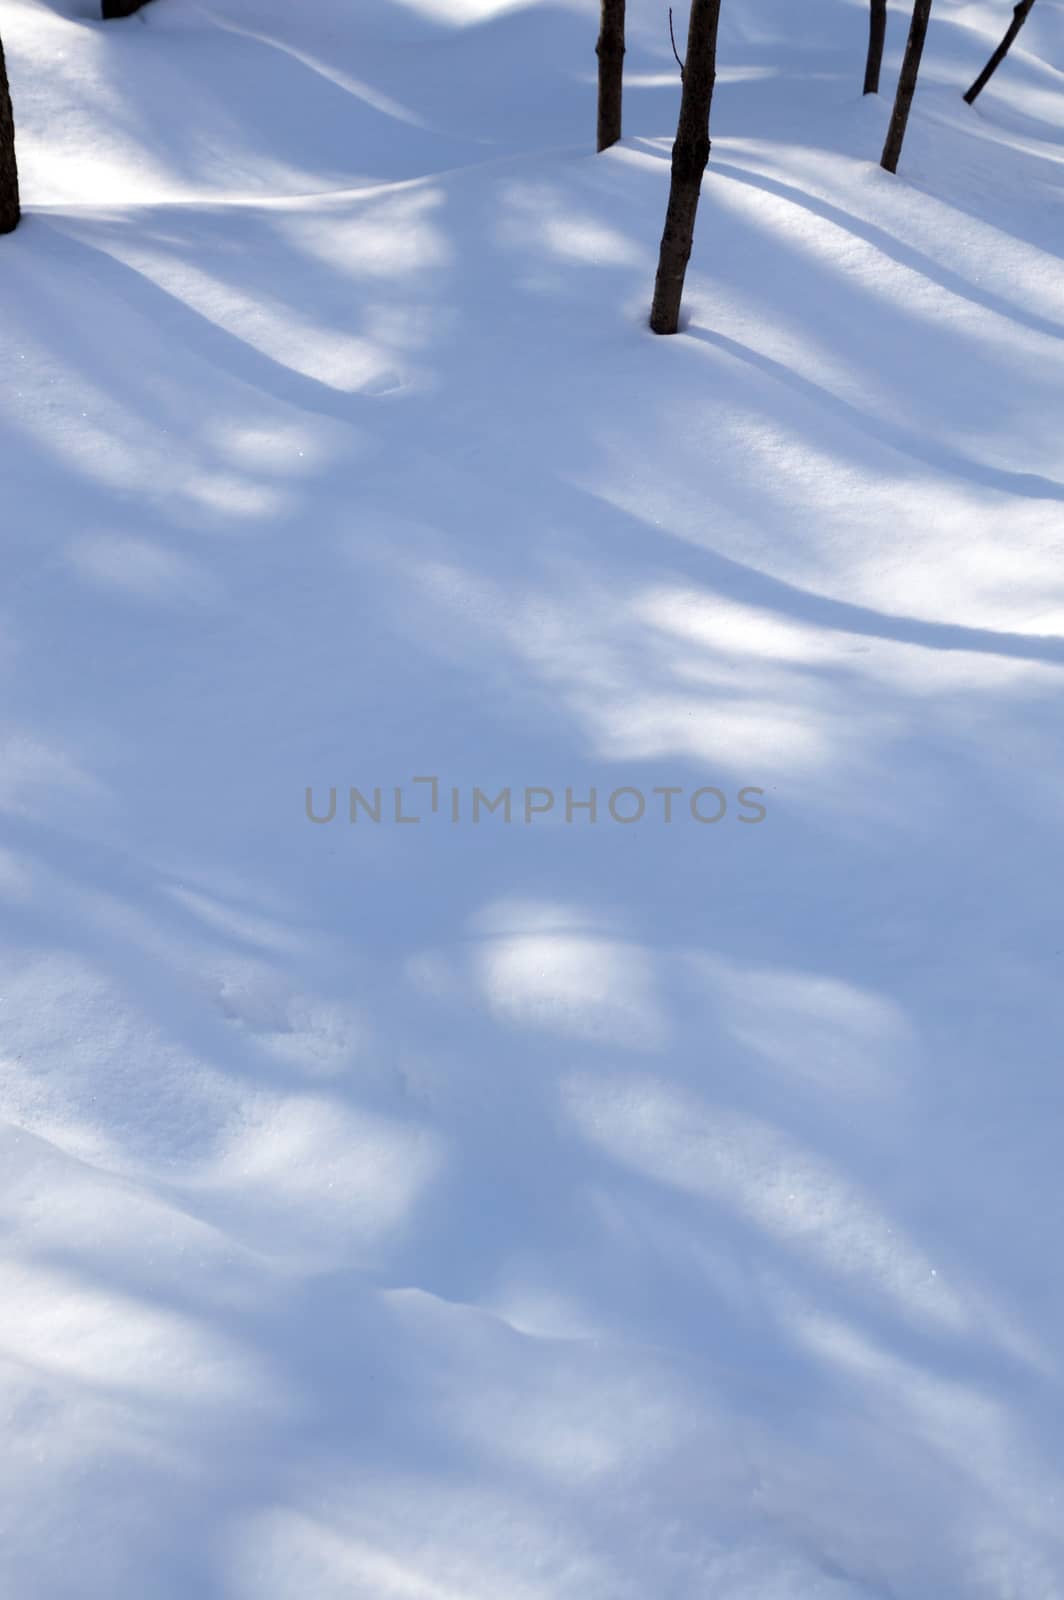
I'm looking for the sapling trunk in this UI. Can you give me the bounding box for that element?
[881,0,933,174]
[864,0,888,93]
[649,0,723,335]
[596,0,626,151]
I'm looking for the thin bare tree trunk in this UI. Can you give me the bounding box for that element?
[649,0,723,335]
[964,0,1036,104]
[596,0,625,152]
[864,0,888,93]
[880,0,933,174]
[0,34,19,236]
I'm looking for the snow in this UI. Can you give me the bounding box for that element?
[2,0,1064,1592]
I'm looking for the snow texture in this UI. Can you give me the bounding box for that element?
[2,0,1064,1594]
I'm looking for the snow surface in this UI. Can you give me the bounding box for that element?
[2,0,1064,1593]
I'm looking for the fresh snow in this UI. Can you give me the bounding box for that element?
[2,0,1064,1594]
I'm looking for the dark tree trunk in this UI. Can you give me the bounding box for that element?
[0,34,19,236]
[964,0,1037,104]
[863,0,888,93]
[596,0,625,152]
[880,0,933,174]
[649,0,723,335]
[102,0,156,17]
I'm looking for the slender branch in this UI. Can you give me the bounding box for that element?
[668,7,685,76]
[964,0,1037,104]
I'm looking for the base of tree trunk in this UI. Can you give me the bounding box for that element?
[650,158,707,335]
[102,0,157,18]
[595,41,625,152]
